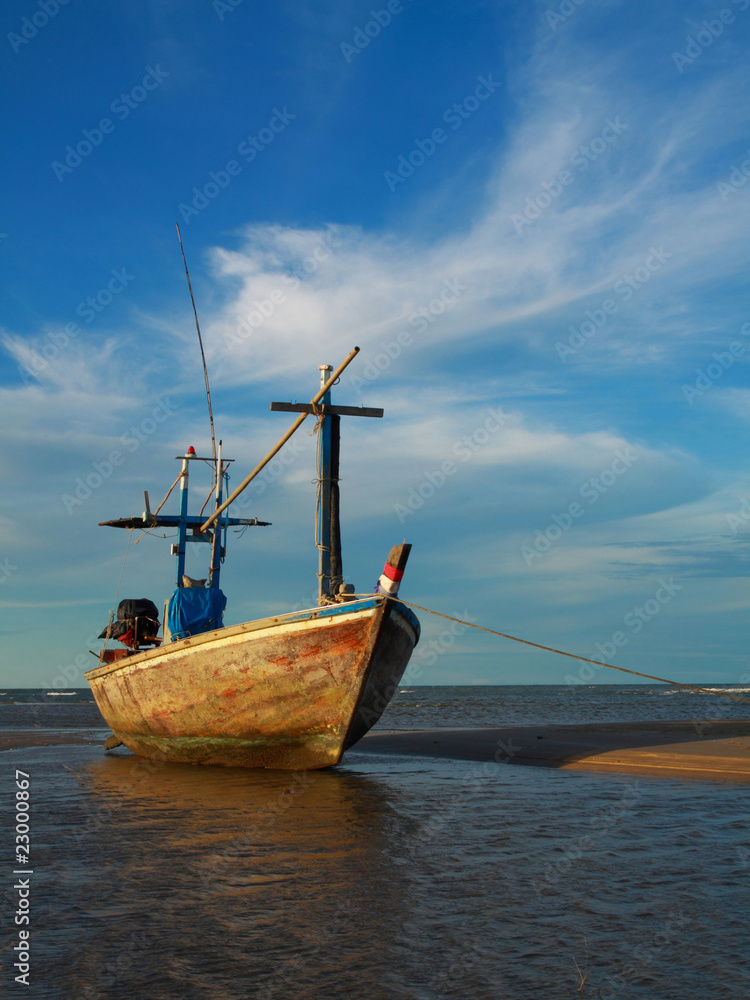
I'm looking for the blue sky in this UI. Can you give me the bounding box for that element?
[2,0,750,689]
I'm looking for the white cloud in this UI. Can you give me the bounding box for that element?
[144,41,749,392]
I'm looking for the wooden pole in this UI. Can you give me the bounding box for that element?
[200,347,361,532]
[328,413,343,595]
[176,222,216,463]
[316,365,333,603]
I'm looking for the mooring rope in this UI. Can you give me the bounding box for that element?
[389,597,750,706]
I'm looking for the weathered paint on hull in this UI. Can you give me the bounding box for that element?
[85,598,419,770]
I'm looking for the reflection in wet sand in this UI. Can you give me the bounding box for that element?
[61,755,413,999]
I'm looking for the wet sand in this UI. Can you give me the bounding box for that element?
[0,730,104,751]
[357,720,750,782]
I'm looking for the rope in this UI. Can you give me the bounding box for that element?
[196,461,230,524]
[153,472,182,517]
[199,479,217,518]
[389,597,750,706]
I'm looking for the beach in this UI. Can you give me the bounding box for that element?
[2,686,749,998]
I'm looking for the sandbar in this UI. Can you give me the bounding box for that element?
[357,720,750,782]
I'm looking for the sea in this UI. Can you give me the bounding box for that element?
[2,684,749,999]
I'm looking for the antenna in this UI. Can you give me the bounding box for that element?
[176,222,217,463]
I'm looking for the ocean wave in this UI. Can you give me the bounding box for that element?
[659,686,750,696]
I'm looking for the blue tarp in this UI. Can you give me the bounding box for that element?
[167,588,227,641]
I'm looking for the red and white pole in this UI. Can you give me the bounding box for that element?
[377,543,412,597]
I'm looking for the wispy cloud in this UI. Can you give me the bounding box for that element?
[179,57,750,388]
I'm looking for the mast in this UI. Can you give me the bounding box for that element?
[316,365,343,603]
[209,440,224,589]
[269,362,384,606]
[329,411,342,595]
[175,449,191,587]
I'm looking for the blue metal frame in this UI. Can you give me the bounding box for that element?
[173,456,248,590]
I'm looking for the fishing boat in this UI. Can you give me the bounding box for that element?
[85,347,420,770]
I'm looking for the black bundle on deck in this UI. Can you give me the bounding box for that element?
[99,598,160,648]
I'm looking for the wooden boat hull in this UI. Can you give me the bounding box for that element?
[85,597,419,770]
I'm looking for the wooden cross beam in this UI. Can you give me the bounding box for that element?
[269,402,383,418]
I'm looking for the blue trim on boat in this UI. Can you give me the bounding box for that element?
[271,596,420,642]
